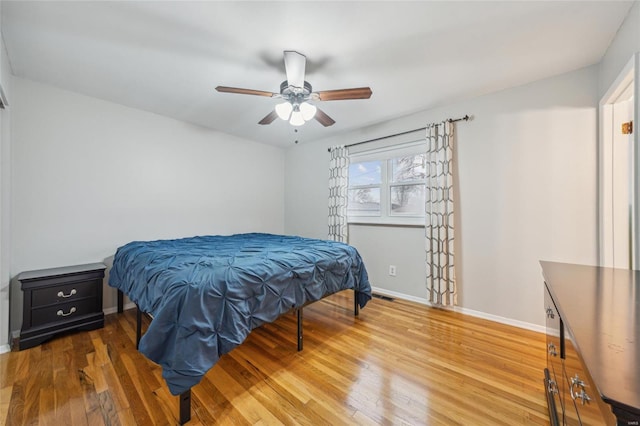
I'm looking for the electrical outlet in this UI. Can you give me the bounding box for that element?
[389,265,397,276]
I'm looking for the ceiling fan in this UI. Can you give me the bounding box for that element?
[216,51,372,127]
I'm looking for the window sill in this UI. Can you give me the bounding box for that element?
[348,221,425,228]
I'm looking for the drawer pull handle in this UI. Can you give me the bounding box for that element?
[57,289,77,298]
[570,374,585,388]
[570,374,591,405]
[570,386,591,405]
[56,307,77,317]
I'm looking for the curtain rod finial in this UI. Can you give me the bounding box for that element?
[447,114,471,123]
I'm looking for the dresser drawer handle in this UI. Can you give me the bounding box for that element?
[570,374,585,388]
[571,386,591,405]
[56,307,77,317]
[570,374,591,405]
[57,289,77,298]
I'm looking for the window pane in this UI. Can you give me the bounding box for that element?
[390,184,425,215]
[391,154,426,182]
[349,161,381,186]
[348,188,380,215]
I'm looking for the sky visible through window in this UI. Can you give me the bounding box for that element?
[349,161,381,186]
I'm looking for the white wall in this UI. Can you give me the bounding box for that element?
[0,0,13,352]
[9,78,285,334]
[599,1,639,97]
[285,66,599,328]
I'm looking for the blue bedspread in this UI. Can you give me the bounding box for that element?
[108,233,371,395]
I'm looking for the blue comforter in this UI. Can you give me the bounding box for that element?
[108,233,371,395]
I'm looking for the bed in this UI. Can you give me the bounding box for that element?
[108,232,372,424]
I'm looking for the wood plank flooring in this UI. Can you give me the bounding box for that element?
[0,291,549,425]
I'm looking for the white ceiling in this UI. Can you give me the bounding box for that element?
[1,1,633,148]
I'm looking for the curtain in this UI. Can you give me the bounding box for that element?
[425,122,457,306]
[328,145,349,242]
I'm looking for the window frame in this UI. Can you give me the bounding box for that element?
[347,140,426,226]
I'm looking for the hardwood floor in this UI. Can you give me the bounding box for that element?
[0,291,548,425]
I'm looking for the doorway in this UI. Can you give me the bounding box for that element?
[599,54,638,269]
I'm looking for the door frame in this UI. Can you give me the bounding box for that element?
[599,53,639,268]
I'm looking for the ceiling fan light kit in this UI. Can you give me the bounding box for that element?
[275,102,316,126]
[275,101,293,120]
[276,79,318,125]
[215,50,372,129]
[289,109,305,126]
[299,102,317,121]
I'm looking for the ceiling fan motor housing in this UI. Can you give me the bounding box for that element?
[280,80,312,105]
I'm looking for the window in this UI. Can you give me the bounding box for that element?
[348,142,426,225]
[348,161,381,216]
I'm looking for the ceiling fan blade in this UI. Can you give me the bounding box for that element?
[216,86,277,97]
[316,87,372,101]
[284,51,306,89]
[314,108,335,127]
[258,110,279,125]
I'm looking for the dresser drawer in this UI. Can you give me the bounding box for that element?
[30,298,99,328]
[545,277,614,426]
[544,285,563,382]
[563,326,616,425]
[31,279,100,308]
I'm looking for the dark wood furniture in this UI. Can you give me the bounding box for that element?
[19,263,106,350]
[541,261,640,425]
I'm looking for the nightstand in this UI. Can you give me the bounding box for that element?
[18,262,106,350]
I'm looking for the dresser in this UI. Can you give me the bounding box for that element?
[541,261,640,426]
[18,263,106,350]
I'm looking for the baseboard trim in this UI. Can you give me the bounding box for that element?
[370,286,545,334]
[371,286,431,305]
[0,344,10,354]
[454,306,546,334]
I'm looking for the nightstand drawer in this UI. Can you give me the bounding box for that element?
[31,298,98,327]
[31,280,99,307]
[19,262,106,350]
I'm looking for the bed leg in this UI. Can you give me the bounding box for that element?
[136,306,142,350]
[179,389,191,424]
[354,290,360,317]
[117,290,124,313]
[297,307,303,351]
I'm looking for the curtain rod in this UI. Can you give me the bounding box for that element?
[327,114,470,152]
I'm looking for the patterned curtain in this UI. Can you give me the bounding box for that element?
[328,146,349,242]
[425,122,457,306]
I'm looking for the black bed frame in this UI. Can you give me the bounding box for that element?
[117,289,361,424]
